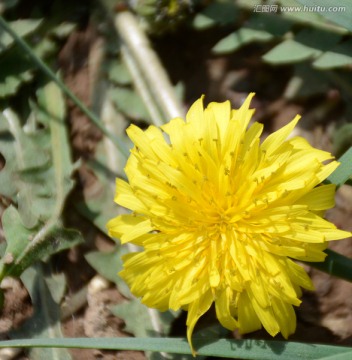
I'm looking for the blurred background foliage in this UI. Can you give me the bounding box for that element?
[0,0,352,359]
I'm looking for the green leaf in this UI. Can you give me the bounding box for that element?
[110,87,150,121]
[49,22,76,38]
[295,0,352,32]
[317,352,352,360]
[75,143,126,234]
[0,205,83,278]
[313,39,352,69]
[212,12,292,54]
[0,0,18,10]
[263,39,317,64]
[1,80,75,228]
[74,98,129,233]
[45,272,66,304]
[247,13,292,37]
[327,146,352,187]
[1,337,352,359]
[0,82,82,280]
[1,206,33,263]
[0,47,34,98]
[279,0,348,34]
[213,28,273,54]
[263,29,340,64]
[10,264,71,360]
[85,247,131,298]
[1,109,50,228]
[108,60,132,85]
[333,123,352,158]
[111,301,178,338]
[0,19,42,53]
[311,249,352,283]
[287,63,330,98]
[192,14,216,30]
[192,2,239,30]
[86,246,181,357]
[33,37,58,58]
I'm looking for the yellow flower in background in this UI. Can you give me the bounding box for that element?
[107,93,350,355]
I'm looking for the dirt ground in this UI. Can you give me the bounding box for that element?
[1,11,352,360]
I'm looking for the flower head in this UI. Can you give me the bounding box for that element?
[107,94,350,354]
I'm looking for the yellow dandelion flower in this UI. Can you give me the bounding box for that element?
[107,93,351,355]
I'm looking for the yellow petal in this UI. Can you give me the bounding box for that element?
[285,259,314,290]
[238,291,262,334]
[186,291,213,356]
[271,298,296,339]
[208,100,231,142]
[297,184,336,210]
[261,115,300,156]
[107,215,153,244]
[231,92,256,134]
[249,291,280,337]
[114,178,147,212]
[215,287,238,330]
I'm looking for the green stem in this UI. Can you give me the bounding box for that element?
[0,15,128,158]
[0,337,351,359]
[114,11,185,121]
[310,249,352,282]
[121,44,165,127]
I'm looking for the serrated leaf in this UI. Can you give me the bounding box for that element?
[295,0,352,32]
[2,109,50,227]
[0,19,42,53]
[1,206,33,261]
[0,205,83,278]
[0,47,34,98]
[33,37,58,58]
[245,13,292,37]
[1,79,75,228]
[278,0,348,34]
[192,2,239,30]
[262,29,340,64]
[313,39,352,69]
[10,264,71,360]
[213,28,273,54]
[213,12,292,54]
[0,69,33,97]
[34,81,75,218]
[263,38,318,64]
[0,82,81,280]
[0,120,18,198]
